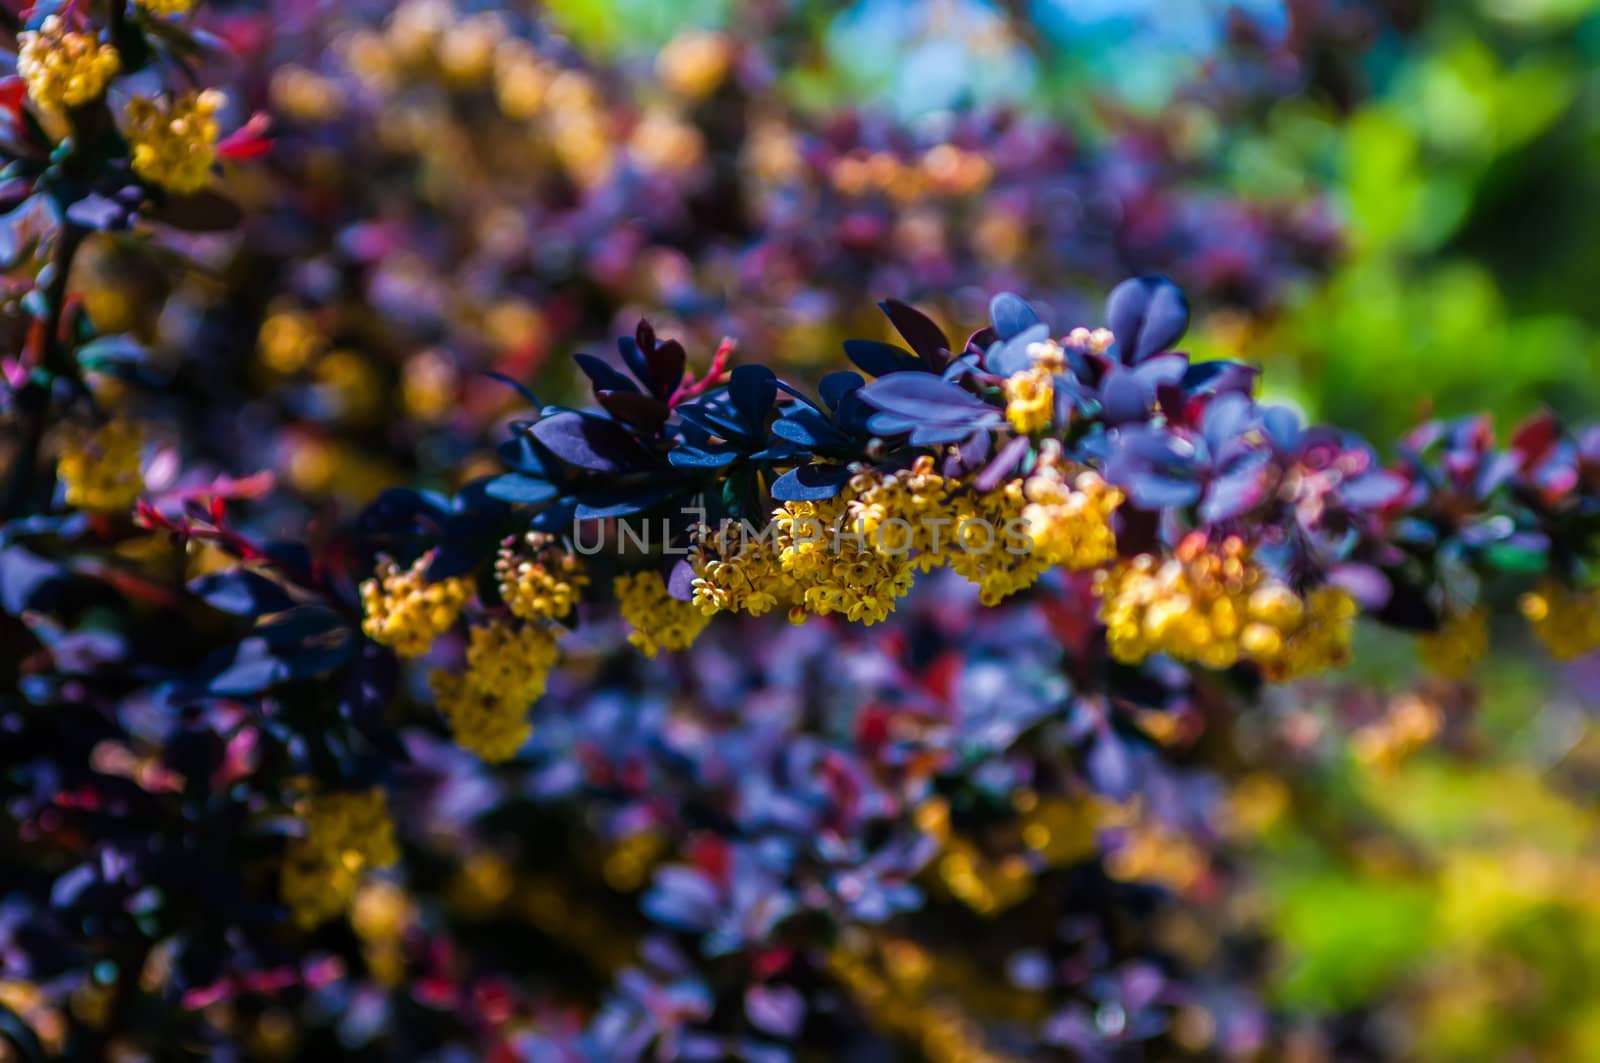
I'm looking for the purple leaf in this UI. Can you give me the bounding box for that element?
[1106,276,1189,364]
[880,298,951,368]
[647,338,686,400]
[574,353,640,396]
[1100,369,1151,425]
[531,412,651,473]
[598,391,670,434]
[858,372,997,422]
[989,291,1040,341]
[729,365,778,430]
[843,339,922,378]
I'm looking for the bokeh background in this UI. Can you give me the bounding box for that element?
[8,0,1600,1059]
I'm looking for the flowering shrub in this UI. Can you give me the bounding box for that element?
[3,2,1600,1060]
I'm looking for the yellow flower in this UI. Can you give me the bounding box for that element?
[17,17,121,111]
[944,478,1051,606]
[614,571,710,657]
[496,533,587,622]
[428,620,557,762]
[1417,606,1489,678]
[125,90,226,194]
[1097,534,1355,679]
[359,552,471,657]
[774,490,916,625]
[57,420,145,513]
[1520,580,1600,661]
[692,521,799,618]
[1003,367,1054,434]
[846,456,951,572]
[280,788,399,928]
[136,0,198,15]
[1021,467,1122,571]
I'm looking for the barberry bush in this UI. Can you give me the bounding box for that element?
[4,2,1600,1061]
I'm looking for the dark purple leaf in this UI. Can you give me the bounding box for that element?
[1106,275,1189,364]
[188,569,296,616]
[819,371,865,411]
[772,409,849,449]
[597,390,670,434]
[858,371,997,422]
[843,339,922,378]
[729,365,778,430]
[531,411,651,473]
[880,298,951,367]
[574,353,639,396]
[1100,369,1150,425]
[617,334,650,387]
[647,339,687,400]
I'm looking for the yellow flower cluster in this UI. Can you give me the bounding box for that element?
[614,571,710,657]
[125,90,225,194]
[496,533,587,621]
[280,788,399,928]
[1001,338,1065,434]
[943,479,1048,606]
[137,0,198,15]
[1021,466,1122,570]
[691,521,801,620]
[1097,535,1356,678]
[845,456,952,572]
[17,17,121,111]
[773,493,917,624]
[1519,581,1600,661]
[1418,607,1489,678]
[359,553,471,657]
[428,620,557,762]
[57,420,145,512]
[692,459,1123,629]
